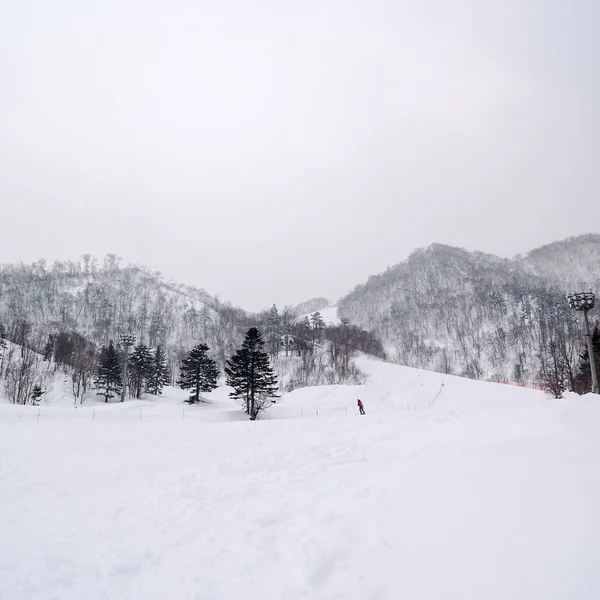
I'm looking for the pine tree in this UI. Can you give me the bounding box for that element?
[43,334,54,362]
[266,304,282,357]
[178,344,219,403]
[301,316,311,334]
[225,327,279,420]
[310,312,325,347]
[31,384,43,405]
[94,341,123,402]
[146,345,170,396]
[129,343,153,398]
[574,323,600,394]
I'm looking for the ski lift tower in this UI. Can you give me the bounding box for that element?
[120,333,136,402]
[567,292,598,394]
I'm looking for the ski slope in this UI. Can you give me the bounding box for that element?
[299,305,341,326]
[1,357,600,599]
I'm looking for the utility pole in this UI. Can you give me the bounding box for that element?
[120,334,136,402]
[568,292,598,394]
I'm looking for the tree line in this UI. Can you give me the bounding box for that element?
[0,300,380,407]
[539,323,600,398]
[93,341,170,402]
[337,242,599,388]
[93,327,278,420]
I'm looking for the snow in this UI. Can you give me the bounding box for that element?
[300,305,341,326]
[2,357,600,599]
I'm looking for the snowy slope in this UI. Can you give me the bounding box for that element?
[1,359,600,599]
[299,305,341,326]
[336,239,600,382]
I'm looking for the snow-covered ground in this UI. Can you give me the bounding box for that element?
[299,305,341,326]
[1,357,600,599]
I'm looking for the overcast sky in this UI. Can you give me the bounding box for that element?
[1,1,598,311]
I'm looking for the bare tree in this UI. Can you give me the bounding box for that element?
[3,344,39,404]
[539,341,566,399]
[71,335,96,404]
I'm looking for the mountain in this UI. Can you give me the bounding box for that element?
[0,256,368,405]
[337,234,600,383]
[1,235,599,399]
[519,233,600,292]
[0,255,250,373]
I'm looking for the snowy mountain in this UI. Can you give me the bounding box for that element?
[0,255,250,374]
[338,234,600,382]
[2,243,600,599]
[520,233,600,292]
[1,234,599,400]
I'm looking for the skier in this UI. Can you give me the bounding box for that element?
[357,399,365,415]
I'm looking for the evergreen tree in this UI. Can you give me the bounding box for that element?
[43,334,54,362]
[310,311,325,347]
[146,345,170,396]
[266,304,282,357]
[129,343,153,398]
[574,323,600,394]
[301,316,312,335]
[291,316,313,357]
[225,327,279,420]
[94,341,123,402]
[31,384,43,405]
[178,343,219,403]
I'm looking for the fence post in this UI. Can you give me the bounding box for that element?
[92,407,95,422]
[37,407,40,423]
[182,406,185,420]
[316,408,319,417]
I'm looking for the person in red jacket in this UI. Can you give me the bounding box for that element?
[357,399,365,415]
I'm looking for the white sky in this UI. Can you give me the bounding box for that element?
[1,0,598,311]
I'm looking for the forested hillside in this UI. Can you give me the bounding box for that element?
[0,254,250,376]
[0,255,378,405]
[338,235,600,385]
[520,234,600,292]
[1,235,599,405]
